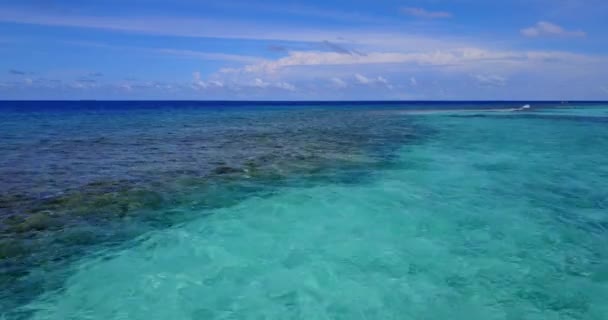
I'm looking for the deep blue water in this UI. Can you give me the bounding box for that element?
[1,100,605,112]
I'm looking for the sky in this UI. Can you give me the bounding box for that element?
[1,0,608,100]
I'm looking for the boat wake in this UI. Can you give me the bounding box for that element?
[512,104,531,112]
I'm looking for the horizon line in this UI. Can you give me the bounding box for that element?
[1,100,607,103]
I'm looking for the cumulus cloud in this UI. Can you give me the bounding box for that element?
[252,78,270,88]
[192,71,224,90]
[193,74,295,92]
[275,82,296,91]
[192,71,206,89]
[218,48,598,76]
[401,7,452,19]
[253,78,295,91]
[196,44,608,99]
[355,74,392,88]
[521,21,586,37]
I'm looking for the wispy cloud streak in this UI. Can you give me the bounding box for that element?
[521,21,586,37]
[8,69,27,75]
[158,49,264,63]
[0,7,472,50]
[401,7,452,19]
[220,48,602,75]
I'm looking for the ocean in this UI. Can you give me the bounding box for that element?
[1,101,608,319]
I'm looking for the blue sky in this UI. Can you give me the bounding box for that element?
[1,0,608,100]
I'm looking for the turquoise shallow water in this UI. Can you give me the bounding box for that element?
[2,102,608,319]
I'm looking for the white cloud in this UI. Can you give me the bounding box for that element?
[355,74,392,88]
[0,7,477,51]
[354,73,372,84]
[192,71,224,90]
[473,74,507,87]
[73,79,99,89]
[226,50,457,74]
[252,78,295,91]
[275,82,296,91]
[0,8,394,45]
[253,78,269,88]
[521,21,586,38]
[198,45,608,100]
[330,77,348,88]
[219,48,599,76]
[118,84,132,91]
[401,7,452,19]
[192,71,207,89]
